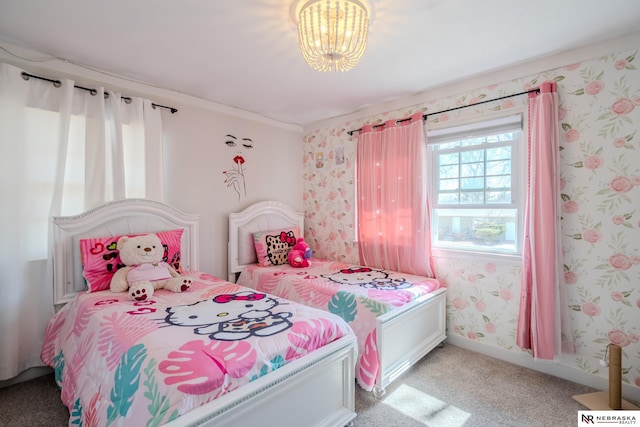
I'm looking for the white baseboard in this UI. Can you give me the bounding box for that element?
[446,336,640,404]
[0,366,53,389]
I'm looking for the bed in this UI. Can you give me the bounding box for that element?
[44,198,357,427]
[228,200,447,397]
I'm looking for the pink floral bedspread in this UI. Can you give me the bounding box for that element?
[237,259,444,391]
[41,271,353,426]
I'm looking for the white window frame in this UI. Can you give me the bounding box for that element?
[426,110,527,258]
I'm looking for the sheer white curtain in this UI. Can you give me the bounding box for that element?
[0,62,164,380]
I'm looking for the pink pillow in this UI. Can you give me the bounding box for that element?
[253,227,300,267]
[79,229,183,292]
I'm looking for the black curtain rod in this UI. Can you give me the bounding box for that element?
[347,88,540,136]
[20,71,178,114]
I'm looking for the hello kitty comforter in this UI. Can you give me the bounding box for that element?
[236,259,444,392]
[41,272,353,427]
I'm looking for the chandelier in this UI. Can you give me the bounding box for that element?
[292,0,370,72]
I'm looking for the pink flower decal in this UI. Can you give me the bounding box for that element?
[609,253,632,270]
[581,302,600,317]
[562,200,579,214]
[608,329,631,347]
[611,98,635,115]
[564,271,577,285]
[499,288,512,301]
[612,215,625,225]
[453,297,468,310]
[485,262,496,274]
[585,81,604,95]
[584,155,603,170]
[613,137,627,148]
[558,107,567,120]
[610,292,623,302]
[564,129,580,143]
[500,99,515,109]
[615,59,628,70]
[160,339,256,395]
[610,176,633,193]
[582,229,602,243]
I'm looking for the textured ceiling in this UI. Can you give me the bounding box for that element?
[1,0,639,126]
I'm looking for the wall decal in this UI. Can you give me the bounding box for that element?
[315,151,324,168]
[222,134,253,199]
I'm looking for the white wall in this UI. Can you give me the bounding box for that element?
[0,43,304,280]
[163,102,304,277]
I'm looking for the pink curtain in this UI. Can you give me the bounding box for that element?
[356,112,435,277]
[516,82,563,360]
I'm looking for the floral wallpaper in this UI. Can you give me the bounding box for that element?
[302,47,640,393]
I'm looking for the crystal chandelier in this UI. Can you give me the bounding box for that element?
[292,0,370,72]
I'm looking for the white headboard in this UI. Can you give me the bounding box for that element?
[228,201,304,282]
[52,198,200,306]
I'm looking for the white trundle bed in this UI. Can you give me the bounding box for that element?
[228,200,447,397]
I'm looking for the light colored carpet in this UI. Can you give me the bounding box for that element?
[354,344,599,427]
[0,344,605,426]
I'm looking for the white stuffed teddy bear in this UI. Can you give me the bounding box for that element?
[110,233,192,301]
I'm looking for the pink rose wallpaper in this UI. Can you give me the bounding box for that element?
[302,47,640,394]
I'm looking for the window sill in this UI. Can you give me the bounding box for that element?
[431,247,522,264]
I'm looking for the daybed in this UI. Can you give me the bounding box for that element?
[228,200,447,397]
[44,198,357,427]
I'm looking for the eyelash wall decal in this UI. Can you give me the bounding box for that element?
[222,134,253,200]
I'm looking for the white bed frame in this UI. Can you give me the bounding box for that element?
[52,198,357,427]
[228,200,447,397]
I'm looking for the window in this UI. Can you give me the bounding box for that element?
[427,114,525,255]
[25,107,143,215]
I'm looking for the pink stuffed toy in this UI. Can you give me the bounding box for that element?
[288,237,312,268]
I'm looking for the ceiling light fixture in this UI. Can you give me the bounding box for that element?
[291,0,370,72]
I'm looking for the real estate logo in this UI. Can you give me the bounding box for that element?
[579,411,639,426]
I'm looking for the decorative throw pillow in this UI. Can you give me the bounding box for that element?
[253,227,299,267]
[79,229,183,292]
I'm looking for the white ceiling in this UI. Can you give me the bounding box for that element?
[1,1,639,127]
